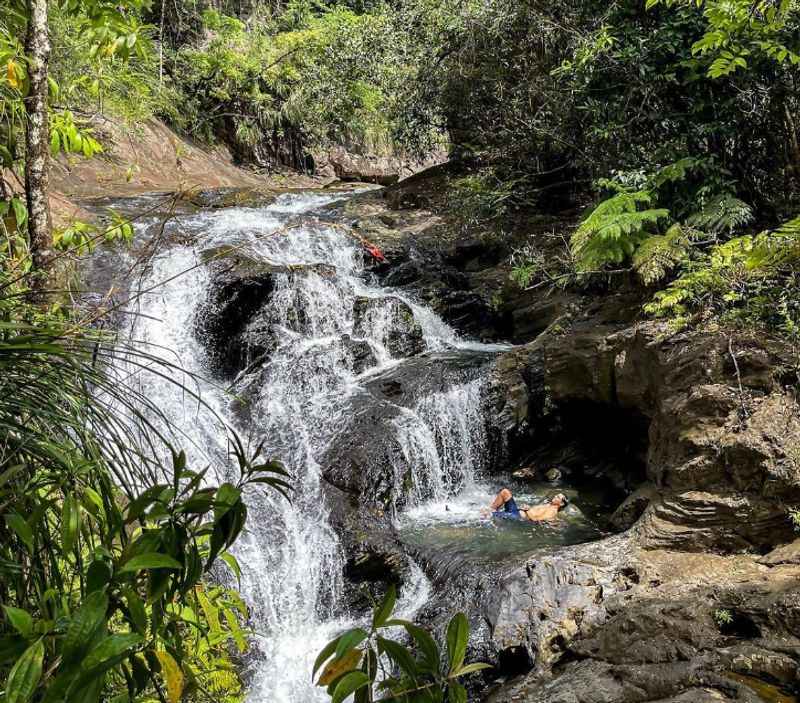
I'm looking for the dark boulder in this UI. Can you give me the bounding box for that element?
[339,334,378,375]
[195,249,336,376]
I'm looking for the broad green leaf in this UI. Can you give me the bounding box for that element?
[372,584,396,630]
[5,513,33,552]
[331,671,370,703]
[62,493,80,554]
[313,635,341,678]
[318,648,362,686]
[335,628,369,659]
[119,553,182,573]
[446,613,469,674]
[6,639,44,703]
[377,636,417,678]
[214,483,241,520]
[62,591,108,665]
[123,589,147,636]
[3,607,33,639]
[82,633,143,674]
[454,662,492,676]
[86,560,113,594]
[10,198,26,228]
[387,619,440,673]
[155,650,184,703]
[448,681,467,703]
[220,552,242,585]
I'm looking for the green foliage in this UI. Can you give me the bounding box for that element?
[571,189,669,272]
[713,608,734,627]
[54,210,134,254]
[647,0,800,78]
[168,4,406,168]
[687,194,754,236]
[788,507,800,532]
[645,215,800,333]
[447,171,521,226]
[0,271,292,702]
[314,585,491,702]
[633,224,701,285]
[49,110,103,158]
[50,6,178,125]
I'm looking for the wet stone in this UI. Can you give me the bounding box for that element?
[352,295,425,357]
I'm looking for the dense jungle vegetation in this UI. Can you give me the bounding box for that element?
[1,0,799,700]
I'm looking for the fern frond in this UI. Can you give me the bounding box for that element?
[206,668,242,694]
[745,215,800,268]
[633,224,693,285]
[571,190,669,271]
[687,194,753,235]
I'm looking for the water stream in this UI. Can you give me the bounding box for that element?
[107,190,510,701]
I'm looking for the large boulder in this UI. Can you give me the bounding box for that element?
[195,249,336,376]
[485,535,632,673]
[320,351,494,507]
[328,147,401,186]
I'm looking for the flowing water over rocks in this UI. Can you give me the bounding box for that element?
[96,189,570,701]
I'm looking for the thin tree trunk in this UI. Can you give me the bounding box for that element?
[24,0,54,282]
[785,104,800,173]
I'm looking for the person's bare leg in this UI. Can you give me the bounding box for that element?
[490,488,512,511]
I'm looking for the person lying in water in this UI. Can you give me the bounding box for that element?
[481,488,568,522]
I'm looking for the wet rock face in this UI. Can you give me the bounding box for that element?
[323,484,411,614]
[352,296,425,358]
[339,334,377,375]
[195,251,340,376]
[320,352,493,508]
[320,390,409,508]
[194,254,277,377]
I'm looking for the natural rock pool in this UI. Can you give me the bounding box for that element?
[399,477,616,565]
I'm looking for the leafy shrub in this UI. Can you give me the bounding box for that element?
[447,171,521,227]
[314,585,490,703]
[645,216,800,333]
[168,5,405,168]
[0,285,291,703]
[570,189,669,272]
[714,608,734,628]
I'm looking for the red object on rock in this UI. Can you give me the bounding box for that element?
[365,244,386,262]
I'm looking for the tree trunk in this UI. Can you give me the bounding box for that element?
[24,0,54,282]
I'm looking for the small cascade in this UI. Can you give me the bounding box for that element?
[395,378,489,505]
[108,190,505,702]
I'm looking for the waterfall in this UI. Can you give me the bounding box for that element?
[394,378,489,504]
[111,191,502,702]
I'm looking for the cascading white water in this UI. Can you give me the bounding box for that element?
[113,191,501,702]
[395,378,489,505]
